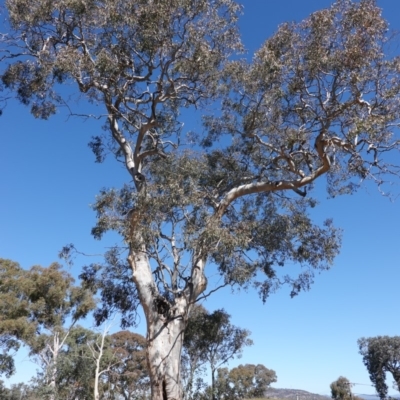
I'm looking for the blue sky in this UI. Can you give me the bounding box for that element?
[1,0,400,396]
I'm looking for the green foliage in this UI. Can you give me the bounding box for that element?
[27,326,150,400]
[79,247,140,328]
[102,331,149,399]
[38,327,149,400]
[49,326,98,400]
[220,364,277,399]
[197,364,277,400]
[0,323,150,400]
[358,336,400,399]
[206,0,400,196]
[0,259,95,347]
[88,148,342,308]
[184,306,253,368]
[0,258,37,377]
[0,256,96,400]
[27,263,95,332]
[0,381,40,400]
[3,0,242,121]
[330,376,352,400]
[183,305,253,400]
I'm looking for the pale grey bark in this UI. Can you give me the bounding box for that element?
[47,333,59,400]
[126,207,211,399]
[87,323,112,400]
[40,329,72,400]
[129,248,206,400]
[147,315,185,400]
[216,129,335,217]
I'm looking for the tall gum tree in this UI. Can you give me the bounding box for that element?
[2,0,400,399]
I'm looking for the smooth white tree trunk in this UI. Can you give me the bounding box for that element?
[129,247,207,400]
[47,332,60,400]
[147,315,185,400]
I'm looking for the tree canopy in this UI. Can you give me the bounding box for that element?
[222,363,277,399]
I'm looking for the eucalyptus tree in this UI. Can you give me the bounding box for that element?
[2,0,400,399]
[0,382,39,400]
[102,331,150,400]
[358,336,400,399]
[37,327,149,400]
[76,329,149,400]
[52,326,98,400]
[0,258,34,378]
[0,259,95,399]
[222,364,277,399]
[25,263,95,400]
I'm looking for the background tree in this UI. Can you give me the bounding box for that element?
[0,258,32,377]
[0,259,95,399]
[211,368,231,400]
[330,376,353,400]
[50,326,98,400]
[181,305,209,400]
[25,263,95,400]
[207,364,276,400]
[87,321,117,400]
[225,363,277,399]
[103,330,150,400]
[2,0,400,399]
[358,336,400,399]
[34,326,149,400]
[182,305,253,400]
[0,381,39,400]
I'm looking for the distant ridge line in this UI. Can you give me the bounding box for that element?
[264,388,399,400]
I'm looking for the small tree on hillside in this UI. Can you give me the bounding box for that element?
[331,376,353,400]
[2,0,400,398]
[225,363,277,399]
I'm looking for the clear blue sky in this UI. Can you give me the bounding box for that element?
[1,0,399,396]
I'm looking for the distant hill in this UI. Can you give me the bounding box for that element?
[264,387,331,400]
[355,395,379,400]
[356,395,399,400]
[263,388,399,400]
